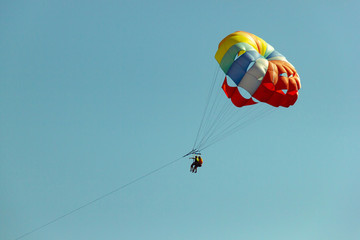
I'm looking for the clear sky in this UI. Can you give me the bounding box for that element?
[1,0,360,239]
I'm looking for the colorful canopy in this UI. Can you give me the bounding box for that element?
[215,31,301,108]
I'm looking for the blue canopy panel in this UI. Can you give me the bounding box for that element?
[227,50,263,86]
[266,50,286,61]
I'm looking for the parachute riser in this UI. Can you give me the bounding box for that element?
[183,149,202,158]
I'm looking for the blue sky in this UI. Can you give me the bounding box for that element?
[1,0,360,239]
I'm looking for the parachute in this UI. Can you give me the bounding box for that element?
[190,31,301,153]
[216,31,301,108]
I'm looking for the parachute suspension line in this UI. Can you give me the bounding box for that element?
[199,106,276,152]
[197,102,253,151]
[198,72,234,141]
[206,107,275,150]
[14,156,185,240]
[197,76,224,141]
[196,99,233,150]
[218,103,253,131]
[192,67,279,152]
[200,105,271,150]
[193,67,226,152]
[192,66,220,150]
[191,70,268,152]
[195,94,223,146]
[197,106,240,150]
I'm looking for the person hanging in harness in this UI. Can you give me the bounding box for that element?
[190,155,203,173]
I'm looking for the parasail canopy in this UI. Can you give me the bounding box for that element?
[215,31,301,108]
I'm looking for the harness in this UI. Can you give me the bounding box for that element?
[195,156,203,165]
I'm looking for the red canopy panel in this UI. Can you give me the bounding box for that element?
[221,77,257,107]
[222,60,300,108]
[252,60,300,108]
